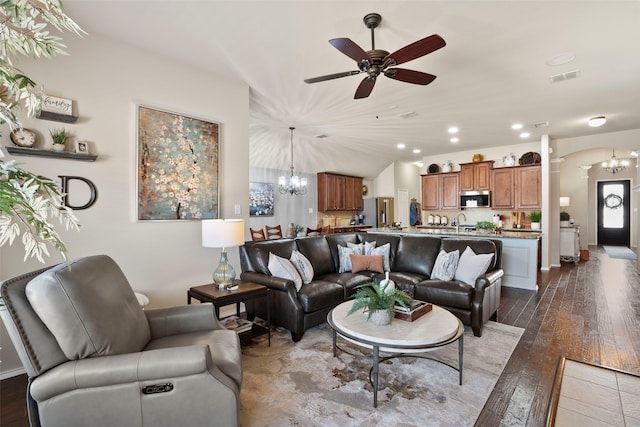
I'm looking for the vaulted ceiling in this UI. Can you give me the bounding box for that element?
[65,1,640,179]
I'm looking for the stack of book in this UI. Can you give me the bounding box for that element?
[394,299,433,322]
[220,316,253,333]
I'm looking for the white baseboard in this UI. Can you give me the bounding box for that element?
[1,366,26,380]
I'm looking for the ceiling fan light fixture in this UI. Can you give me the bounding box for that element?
[588,116,606,127]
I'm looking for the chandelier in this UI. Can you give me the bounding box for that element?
[601,149,630,174]
[278,127,307,195]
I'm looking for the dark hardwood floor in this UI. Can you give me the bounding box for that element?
[2,246,639,426]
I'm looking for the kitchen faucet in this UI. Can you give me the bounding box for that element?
[456,212,467,233]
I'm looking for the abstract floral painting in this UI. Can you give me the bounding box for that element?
[137,105,219,220]
[249,182,274,216]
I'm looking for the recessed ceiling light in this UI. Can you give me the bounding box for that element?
[511,123,523,130]
[546,52,576,66]
[448,126,459,134]
[450,137,459,143]
[588,116,606,127]
[416,161,424,167]
[316,134,328,139]
[397,143,406,149]
[520,132,530,138]
[413,149,421,154]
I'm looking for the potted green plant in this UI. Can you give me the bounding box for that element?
[49,128,70,151]
[530,211,542,229]
[475,221,496,231]
[348,281,412,325]
[560,211,570,227]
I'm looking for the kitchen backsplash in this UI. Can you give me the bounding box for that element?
[421,209,534,229]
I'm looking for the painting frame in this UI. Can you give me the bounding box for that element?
[249,182,274,217]
[136,104,219,221]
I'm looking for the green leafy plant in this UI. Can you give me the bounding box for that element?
[475,221,496,230]
[348,281,412,321]
[0,1,83,262]
[530,211,542,223]
[560,211,570,221]
[0,160,79,262]
[49,128,69,145]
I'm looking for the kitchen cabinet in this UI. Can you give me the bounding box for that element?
[317,172,363,211]
[459,161,493,191]
[421,172,459,210]
[491,167,515,209]
[560,226,580,263]
[515,165,541,209]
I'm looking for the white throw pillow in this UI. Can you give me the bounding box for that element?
[363,240,377,255]
[268,252,302,291]
[431,249,460,281]
[369,243,391,272]
[347,242,364,255]
[454,246,494,286]
[290,250,314,284]
[338,245,357,273]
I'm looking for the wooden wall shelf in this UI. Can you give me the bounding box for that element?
[5,146,97,162]
[36,111,78,123]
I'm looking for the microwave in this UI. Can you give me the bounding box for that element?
[459,191,491,208]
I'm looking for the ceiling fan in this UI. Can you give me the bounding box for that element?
[304,13,446,99]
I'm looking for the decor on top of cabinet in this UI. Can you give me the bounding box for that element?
[530,211,542,229]
[502,153,517,166]
[519,152,541,165]
[427,163,440,173]
[560,211,570,227]
[441,160,453,173]
[472,154,483,162]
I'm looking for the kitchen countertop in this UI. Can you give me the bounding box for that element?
[367,227,542,240]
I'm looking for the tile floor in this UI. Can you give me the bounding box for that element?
[555,360,640,426]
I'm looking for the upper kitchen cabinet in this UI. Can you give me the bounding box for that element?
[317,172,363,212]
[421,172,459,210]
[491,167,515,209]
[459,161,494,191]
[515,164,541,209]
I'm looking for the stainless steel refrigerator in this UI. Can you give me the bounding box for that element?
[362,197,394,227]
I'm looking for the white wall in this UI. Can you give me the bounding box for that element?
[0,34,249,375]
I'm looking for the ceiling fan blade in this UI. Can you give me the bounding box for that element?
[354,77,376,99]
[329,38,371,63]
[304,70,362,84]
[384,68,437,85]
[385,34,446,66]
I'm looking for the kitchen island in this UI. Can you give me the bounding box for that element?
[366,227,541,291]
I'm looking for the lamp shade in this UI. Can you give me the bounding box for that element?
[559,197,571,207]
[201,219,245,248]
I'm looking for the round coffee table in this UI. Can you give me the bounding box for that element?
[327,300,464,407]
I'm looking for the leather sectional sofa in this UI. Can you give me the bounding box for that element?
[239,232,503,341]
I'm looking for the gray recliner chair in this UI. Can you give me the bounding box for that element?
[0,255,242,427]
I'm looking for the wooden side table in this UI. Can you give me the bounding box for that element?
[187,280,270,346]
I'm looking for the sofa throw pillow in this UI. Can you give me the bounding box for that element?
[338,245,358,273]
[431,249,460,281]
[369,243,391,272]
[454,246,494,286]
[268,252,303,291]
[346,242,365,255]
[290,250,314,284]
[350,254,385,273]
[363,240,377,255]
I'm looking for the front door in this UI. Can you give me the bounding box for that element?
[597,180,630,246]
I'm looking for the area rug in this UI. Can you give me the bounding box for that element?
[239,321,524,427]
[603,245,637,260]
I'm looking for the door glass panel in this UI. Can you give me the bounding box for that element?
[602,183,624,228]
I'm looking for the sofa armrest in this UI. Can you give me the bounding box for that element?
[145,304,223,339]
[240,271,296,293]
[31,345,211,402]
[473,269,504,299]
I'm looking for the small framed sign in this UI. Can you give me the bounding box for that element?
[42,95,73,115]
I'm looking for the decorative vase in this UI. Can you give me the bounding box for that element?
[52,144,65,152]
[286,223,296,238]
[441,161,453,173]
[369,309,391,326]
[379,272,395,295]
[531,222,541,230]
[472,154,483,162]
[560,221,570,227]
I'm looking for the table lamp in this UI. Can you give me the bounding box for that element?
[201,219,245,289]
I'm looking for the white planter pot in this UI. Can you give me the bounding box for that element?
[52,144,65,152]
[369,309,391,326]
[531,222,541,230]
[560,221,570,227]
